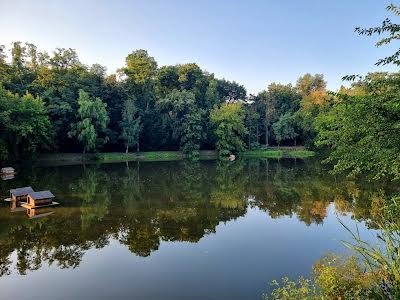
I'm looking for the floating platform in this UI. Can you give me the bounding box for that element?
[28,211,55,219]
[21,202,60,209]
[1,174,15,181]
[11,207,26,212]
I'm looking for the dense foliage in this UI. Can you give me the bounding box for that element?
[314,3,400,181]
[315,73,400,180]
[0,42,328,160]
[0,86,50,160]
[210,102,247,156]
[264,254,379,300]
[265,4,400,299]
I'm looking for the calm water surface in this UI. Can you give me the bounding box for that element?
[0,159,394,300]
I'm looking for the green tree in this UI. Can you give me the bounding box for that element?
[123,49,157,85]
[355,3,400,66]
[256,83,300,146]
[315,73,400,180]
[120,96,141,153]
[50,48,81,70]
[0,86,51,159]
[210,102,247,157]
[258,90,276,146]
[244,97,260,149]
[156,65,180,97]
[69,90,109,153]
[296,73,326,96]
[158,89,203,157]
[122,50,160,150]
[272,112,298,146]
[314,4,400,180]
[295,74,329,147]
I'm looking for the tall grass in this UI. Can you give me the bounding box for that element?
[264,195,400,300]
[340,195,400,299]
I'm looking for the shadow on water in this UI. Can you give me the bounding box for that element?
[0,158,398,284]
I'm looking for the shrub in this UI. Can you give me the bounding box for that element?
[264,277,320,300]
[264,254,379,300]
[313,254,377,299]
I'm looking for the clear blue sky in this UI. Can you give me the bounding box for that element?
[0,0,397,93]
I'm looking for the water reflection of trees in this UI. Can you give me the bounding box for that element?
[0,159,397,276]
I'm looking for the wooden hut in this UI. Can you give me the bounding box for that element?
[1,173,15,181]
[10,187,34,202]
[26,191,55,207]
[1,167,15,174]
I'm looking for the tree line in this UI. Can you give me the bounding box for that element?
[0,42,332,160]
[1,34,398,179]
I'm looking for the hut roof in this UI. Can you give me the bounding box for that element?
[29,191,55,200]
[10,186,34,196]
[1,167,15,173]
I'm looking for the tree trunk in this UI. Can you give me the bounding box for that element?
[137,140,140,152]
[137,161,140,183]
[265,106,269,146]
[256,124,259,144]
[11,138,18,160]
[126,145,129,153]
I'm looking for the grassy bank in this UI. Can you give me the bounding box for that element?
[243,149,315,159]
[98,151,184,162]
[97,150,219,162]
[37,148,315,164]
[243,150,283,158]
[286,150,316,158]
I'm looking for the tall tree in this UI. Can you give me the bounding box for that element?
[256,83,300,146]
[244,96,260,149]
[258,90,275,146]
[210,102,247,157]
[296,73,326,96]
[295,74,329,147]
[123,49,157,85]
[120,96,141,153]
[0,86,51,160]
[69,90,109,154]
[123,50,159,150]
[157,89,203,157]
[272,112,298,146]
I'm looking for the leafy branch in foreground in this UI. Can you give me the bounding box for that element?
[355,4,400,66]
[315,72,400,181]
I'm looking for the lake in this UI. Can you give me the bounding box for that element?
[0,159,393,300]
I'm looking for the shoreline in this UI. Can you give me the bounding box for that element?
[34,148,315,166]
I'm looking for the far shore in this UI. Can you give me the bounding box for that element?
[34,147,315,166]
